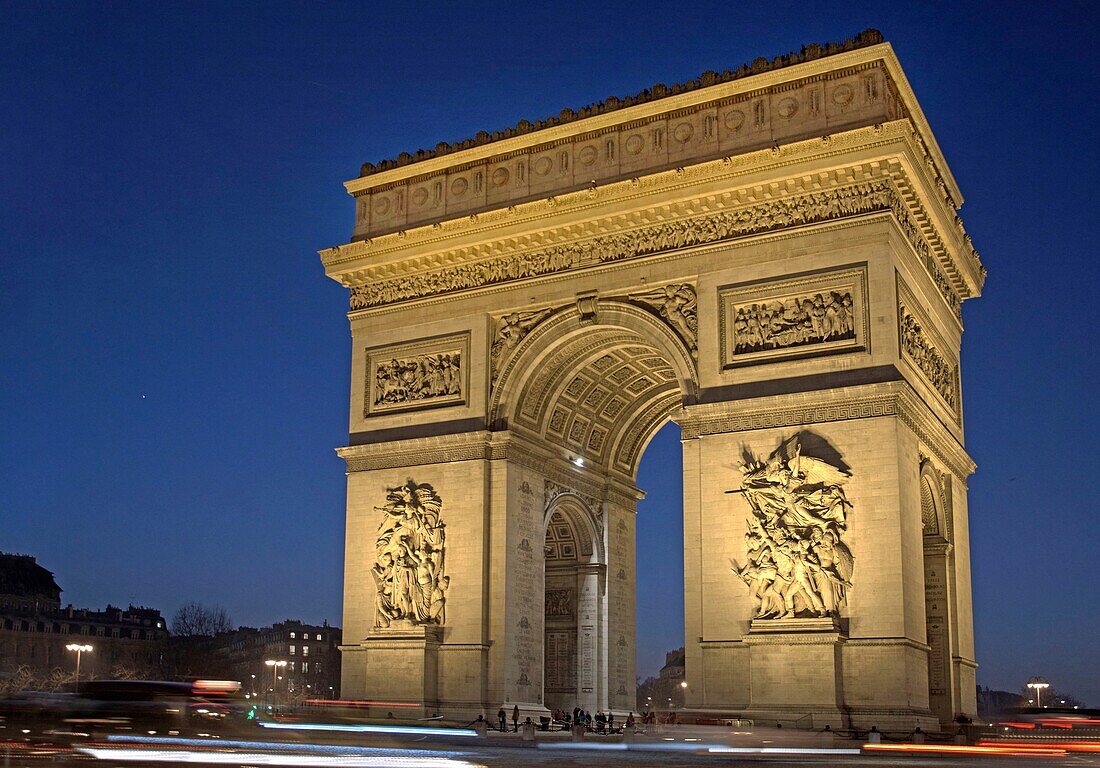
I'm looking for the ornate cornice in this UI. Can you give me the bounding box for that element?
[337,431,498,473]
[355,30,885,178]
[326,121,980,321]
[338,428,643,508]
[677,380,975,482]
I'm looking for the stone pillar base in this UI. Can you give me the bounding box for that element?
[357,623,443,717]
[742,617,849,729]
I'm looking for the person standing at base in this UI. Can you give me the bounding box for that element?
[512,704,519,732]
[498,707,506,732]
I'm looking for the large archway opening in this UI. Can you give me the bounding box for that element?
[633,421,685,713]
[493,298,697,716]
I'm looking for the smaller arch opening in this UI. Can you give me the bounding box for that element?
[543,497,601,714]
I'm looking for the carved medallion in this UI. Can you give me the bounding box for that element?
[371,481,448,627]
[729,436,854,619]
[625,134,644,155]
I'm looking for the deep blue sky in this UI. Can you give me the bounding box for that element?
[2,2,1097,703]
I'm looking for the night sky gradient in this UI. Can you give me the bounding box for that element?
[2,1,1097,704]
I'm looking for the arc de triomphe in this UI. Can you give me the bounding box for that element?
[320,31,983,729]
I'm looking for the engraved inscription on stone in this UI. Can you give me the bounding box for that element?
[545,630,576,691]
[924,565,949,695]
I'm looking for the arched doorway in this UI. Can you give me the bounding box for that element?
[542,496,603,713]
[921,459,956,725]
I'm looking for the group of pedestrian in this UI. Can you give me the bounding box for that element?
[551,706,637,734]
[496,705,521,732]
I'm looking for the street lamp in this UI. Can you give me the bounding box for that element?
[265,659,287,705]
[65,643,93,693]
[1026,678,1050,708]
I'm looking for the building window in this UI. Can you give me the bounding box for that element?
[290,632,296,639]
[316,634,322,641]
[289,645,295,655]
[302,646,309,656]
[315,663,321,674]
[302,662,309,673]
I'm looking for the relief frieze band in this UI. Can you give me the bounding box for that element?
[350,181,893,312]
[364,332,470,417]
[896,277,960,418]
[719,266,868,368]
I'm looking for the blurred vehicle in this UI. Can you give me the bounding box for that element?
[0,679,256,741]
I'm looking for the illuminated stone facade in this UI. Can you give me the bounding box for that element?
[323,31,982,729]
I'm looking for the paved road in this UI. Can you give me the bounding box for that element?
[3,733,1097,768]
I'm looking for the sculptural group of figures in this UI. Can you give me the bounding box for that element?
[732,291,854,354]
[900,309,957,409]
[731,437,855,619]
[373,354,461,405]
[372,481,449,627]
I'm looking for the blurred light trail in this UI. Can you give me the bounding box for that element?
[538,741,861,755]
[78,746,482,767]
[304,699,420,708]
[258,722,477,737]
[105,734,472,757]
[863,743,1067,756]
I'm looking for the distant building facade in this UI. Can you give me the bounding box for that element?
[0,553,169,683]
[206,620,342,700]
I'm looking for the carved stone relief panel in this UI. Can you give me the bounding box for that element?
[371,481,447,627]
[545,588,574,617]
[719,266,868,369]
[622,283,698,356]
[364,332,469,417]
[730,435,854,619]
[897,277,960,418]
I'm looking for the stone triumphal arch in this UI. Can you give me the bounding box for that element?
[321,31,984,729]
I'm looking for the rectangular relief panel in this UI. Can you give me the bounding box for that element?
[718,265,868,369]
[896,275,961,420]
[364,332,470,417]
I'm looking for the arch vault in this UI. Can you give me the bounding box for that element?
[323,32,984,729]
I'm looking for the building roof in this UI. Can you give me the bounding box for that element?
[0,553,61,600]
[358,29,884,178]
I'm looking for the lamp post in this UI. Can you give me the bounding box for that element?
[65,643,93,693]
[1027,678,1050,708]
[265,659,287,707]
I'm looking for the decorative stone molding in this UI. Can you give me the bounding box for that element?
[371,481,448,628]
[327,122,982,319]
[719,266,868,368]
[337,431,498,473]
[677,381,975,482]
[544,479,601,519]
[364,333,469,417]
[348,180,893,312]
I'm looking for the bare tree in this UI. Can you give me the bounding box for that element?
[171,602,232,637]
